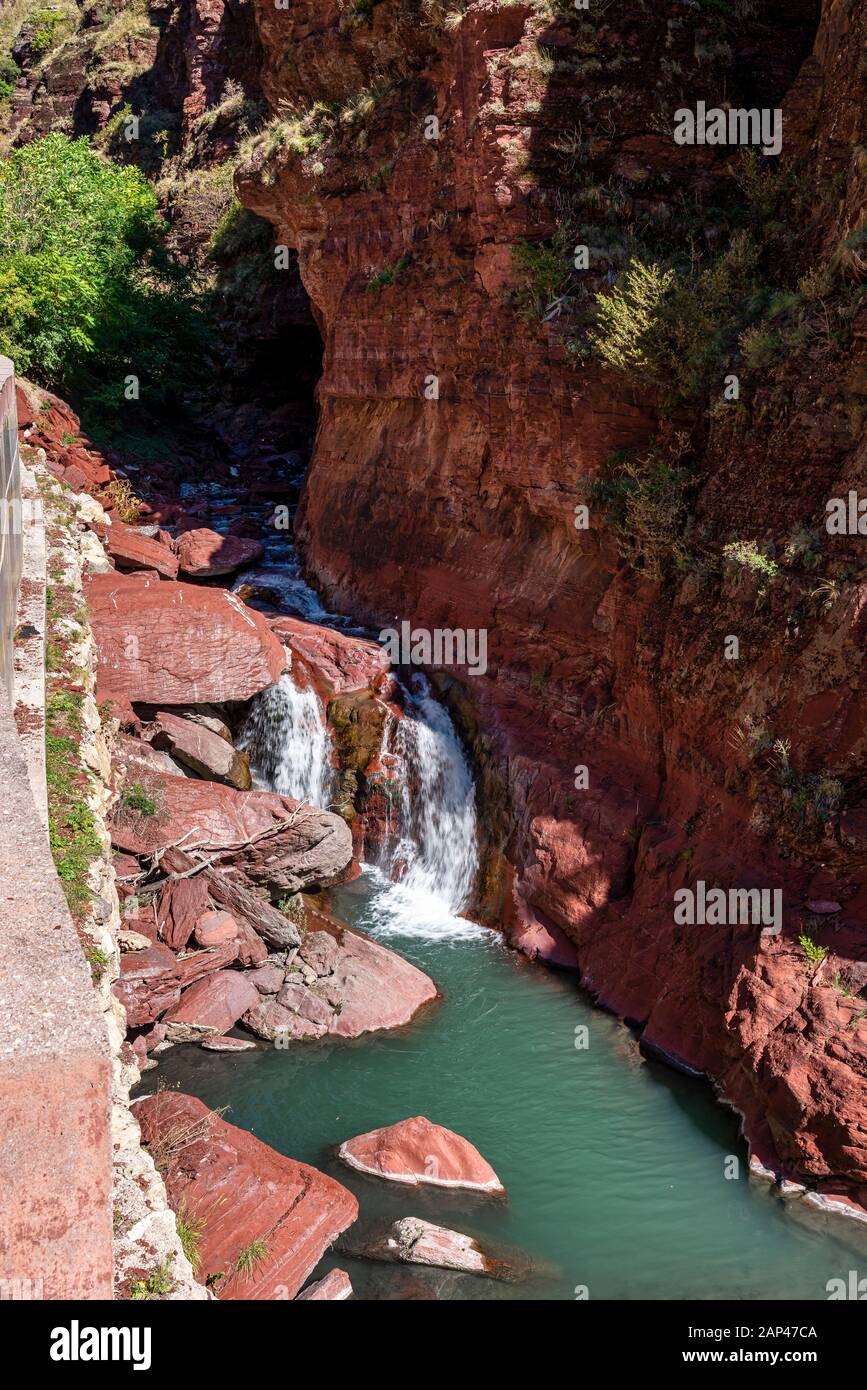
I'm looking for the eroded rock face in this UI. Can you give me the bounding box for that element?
[237,0,867,1207]
[88,571,287,707]
[135,1092,358,1299]
[338,1116,505,1194]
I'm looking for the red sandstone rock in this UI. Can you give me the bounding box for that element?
[242,918,438,1041]
[507,913,580,971]
[233,0,867,1216]
[194,910,240,948]
[270,615,390,698]
[87,570,286,706]
[174,940,240,988]
[249,962,286,994]
[164,970,259,1041]
[110,773,354,896]
[177,527,264,577]
[156,876,210,950]
[112,944,180,1027]
[103,522,179,579]
[296,1269,353,1300]
[324,927,438,1038]
[338,1116,505,1194]
[147,710,251,789]
[136,1093,358,1298]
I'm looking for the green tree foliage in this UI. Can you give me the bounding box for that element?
[0,133,206,397]
[589,232,761,405]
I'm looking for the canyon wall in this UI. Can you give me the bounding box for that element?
[237,0,867,1213]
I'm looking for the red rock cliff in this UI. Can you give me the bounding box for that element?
[238,0,867,1211]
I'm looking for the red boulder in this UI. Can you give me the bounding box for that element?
[338,1116,505,1194]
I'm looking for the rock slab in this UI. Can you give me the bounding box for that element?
[136,1093,358,1299]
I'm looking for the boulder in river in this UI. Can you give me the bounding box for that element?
[345,1217,510,1279]
[269,614,390,698]
[338,1115,505,1195]
[135,1092,358,1299]
[102,520,179,578]
[87,570,286,708]
[164,969,259,1041]
[177,527,264,577]
[241,911,438,1042]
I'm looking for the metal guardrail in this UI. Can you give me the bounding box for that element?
[0,356,22,700]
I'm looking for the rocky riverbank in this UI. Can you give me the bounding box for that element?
[18,374,504,1297]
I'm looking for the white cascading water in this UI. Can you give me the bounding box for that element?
[370,674,485,940]
[239,670,330,807]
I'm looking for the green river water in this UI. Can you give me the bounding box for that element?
[145,867,863,1301]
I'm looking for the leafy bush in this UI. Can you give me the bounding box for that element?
[581,434,693,580]
[0,133,206,393]
[28,7,69,55]
[722,540,780,580]
[590,232,762,405]
[512,228,574,321]
[798,933,827,964]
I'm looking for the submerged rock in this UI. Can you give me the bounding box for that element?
[338,1116,505,1194]
[346,1217,509,1279]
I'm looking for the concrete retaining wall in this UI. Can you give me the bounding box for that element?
[0,362,114,1300]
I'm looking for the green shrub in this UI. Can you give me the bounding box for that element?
[28,7,70,56]
[590,232,762,404]
[512,228,573,321]
[580,435,693,580]
[722,540,780,580]
[798,933,827,964]
[366,254,411,292]
[0,133,206,391]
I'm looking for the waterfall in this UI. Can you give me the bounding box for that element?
[370,674,484,940]
[240,670,329,807]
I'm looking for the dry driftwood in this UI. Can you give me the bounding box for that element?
[161,847,301,950]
